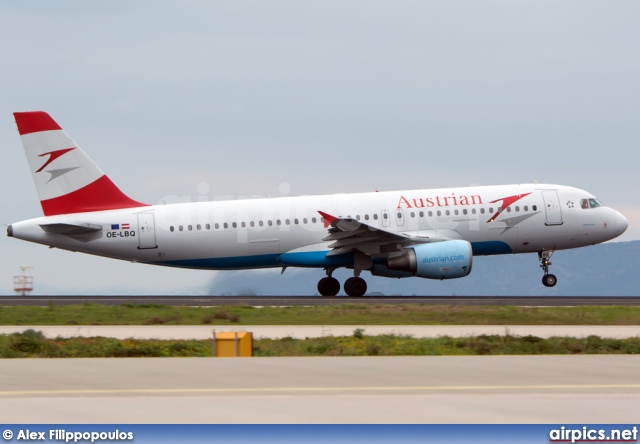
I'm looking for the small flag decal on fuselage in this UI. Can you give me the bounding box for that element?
[122,223,130,229]
[111,224,119,230]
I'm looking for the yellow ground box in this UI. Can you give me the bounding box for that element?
[213,331,253,357]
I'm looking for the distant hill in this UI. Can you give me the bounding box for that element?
[209,240,640,296]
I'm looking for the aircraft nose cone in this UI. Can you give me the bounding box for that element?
[617,211,628,235]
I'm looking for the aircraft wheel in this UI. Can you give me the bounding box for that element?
[542,274,557,287]
[318,277,340,296]
[344,277,367,297]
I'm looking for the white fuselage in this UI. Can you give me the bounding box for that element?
[9,184,628,271]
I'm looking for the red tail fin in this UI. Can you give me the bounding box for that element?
[14,111,148,215]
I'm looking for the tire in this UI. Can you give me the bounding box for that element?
[318,277,340,296]
[542,274,557,287]
[344,277,367,297]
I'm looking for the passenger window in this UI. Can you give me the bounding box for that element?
[206,224,210,230]
[480,208,485,214]
[471,209,476,215]
[489,208,494,214]
[179,225,184,231]
[454,210,459,216]
[396,212,402,219]
[437,211,441,216]
[232,222,237,228]
[268,220,273,226]
[355,215,360,221]
[364,214,369,220]
[428,211,433,217]
[188,225,193,231]
[259,221,264,227]
[532,205,537,211]
[285,219,290,225]
[419,211,424,217]
[463,209,467,215]
[241,222,246,228]
[515,206,519,212]
[445,210,450,216]
[215,223,220,229]
[524,206,528,211]
[410,212,415,218]
[250,221,255,227]
[312,217,317,223]
[277,220,281,226]
[507,207,511,212]
[383,213,388,220]
[373,214,378,220]
[197,224,201,230]
[170,226,174,232]
[224,223,228,229]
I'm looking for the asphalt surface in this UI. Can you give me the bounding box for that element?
[1,356,639,423]
[2,295,640,306]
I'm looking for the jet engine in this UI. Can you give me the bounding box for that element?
[386,240,473,280]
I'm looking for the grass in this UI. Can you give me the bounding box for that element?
[2,329,639,358]
[0,303,639,326]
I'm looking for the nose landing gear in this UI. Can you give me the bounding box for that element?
[539,250,557,287]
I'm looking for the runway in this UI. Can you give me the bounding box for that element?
[1,356,639,423]
[3,325,640,339]
[2,295,640,306]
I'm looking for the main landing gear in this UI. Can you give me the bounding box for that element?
[317,268,368,297]
[539,250,557,287]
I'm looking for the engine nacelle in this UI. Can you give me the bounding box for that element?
[370,264,414,279]
[386,240,473,280]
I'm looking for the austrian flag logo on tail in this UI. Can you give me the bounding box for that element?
[36,148,75,172]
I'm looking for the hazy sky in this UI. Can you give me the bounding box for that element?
[1,1,638,295]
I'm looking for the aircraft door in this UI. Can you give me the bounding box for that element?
[542,191,563,226]
[137,213,157,249]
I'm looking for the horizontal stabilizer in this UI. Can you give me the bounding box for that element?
[39,223,103,235]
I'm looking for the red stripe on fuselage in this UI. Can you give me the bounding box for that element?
[40,175,148,216]
[14,111,62,135]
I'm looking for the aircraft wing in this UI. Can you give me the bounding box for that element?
[318,211,453,257]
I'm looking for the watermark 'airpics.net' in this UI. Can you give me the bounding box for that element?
[549,426,638,443]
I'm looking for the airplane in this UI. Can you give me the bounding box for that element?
[7,111,629,296]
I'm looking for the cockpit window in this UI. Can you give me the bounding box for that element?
[589,198,603,208]
[582,198,604,209]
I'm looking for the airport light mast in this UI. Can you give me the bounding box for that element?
[13,265,34,296]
